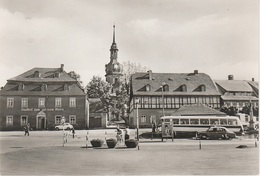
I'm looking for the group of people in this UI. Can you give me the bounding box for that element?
[116,125,130,144]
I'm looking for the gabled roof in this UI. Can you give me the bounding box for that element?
[172,104,226,116]
[247,81,259,91]
[0,83,86,96]
[8,67,76,83]
[215,80,253,92]
[131,72,220,96]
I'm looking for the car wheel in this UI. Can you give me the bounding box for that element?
[223,134,229,140]
[55,127,59,130]
[66,127,70,130]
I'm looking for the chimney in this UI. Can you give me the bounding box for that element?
[228,75,234,80]
[194,70,198,74]
[61,64,64,72]
[252,78,254,82]
[147,70,152,80]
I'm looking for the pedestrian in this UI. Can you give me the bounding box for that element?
[24,123,30,136]
[125,126,130,140]
[116,125,122,144]
[72,128,75,138]
[152,122,156,133]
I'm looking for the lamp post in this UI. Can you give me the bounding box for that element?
[135,97,140,150]
[160,82,166,117]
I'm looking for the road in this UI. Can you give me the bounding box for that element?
[0,129,259,175]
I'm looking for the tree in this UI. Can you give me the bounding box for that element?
[122,61,150,85]
[68,71,84,88]
[220,106,238,116]
[86,76,112,118]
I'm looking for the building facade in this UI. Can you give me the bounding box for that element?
[0,64,89,131]
[214,75,259,109]
[129,70,221,128]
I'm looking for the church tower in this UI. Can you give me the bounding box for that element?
[105,25,123,93]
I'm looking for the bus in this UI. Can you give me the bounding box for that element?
[160,116,244,138]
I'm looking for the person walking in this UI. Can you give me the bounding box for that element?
[24,123,30,136]
[124,126,130,140]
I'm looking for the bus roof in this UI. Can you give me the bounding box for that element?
[160,116,240,120]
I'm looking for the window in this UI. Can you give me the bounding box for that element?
[146,84,151,91]
[55,115,62,124]
[6,116,13,125]
[201,85,206,91]
[182,84,187,92]
[7,98,14,108]
[163,84,169,91]
[200,119,209,125]
[69,115,76,124]
[18,83,25,91]
[69,97,76,107]
[38,98,45,108]
[141,115,146,123]
[190,119,199,124]
[21,98,28,108]
[210,119,219,125]
[55,98,62,107]
[41,84,47,91]
[180,119,189,124]
[220,119,227,125]
[173,119,179,124]
[21,116,28,126]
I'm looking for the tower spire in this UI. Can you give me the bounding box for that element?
[113,25,115,44]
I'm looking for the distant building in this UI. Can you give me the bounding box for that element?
[214,75,259,110]
[0,64,88,131]
[129,70,221,128]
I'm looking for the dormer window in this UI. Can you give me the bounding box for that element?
[54,72,60,78]
[201,85,206,91]
[146,84,151,91]
[34,71,41,78]
[182,84,187,92]
[18,83,25,91]
[41,84,47,91]
[64,84,70,91]
[163,84,169,92]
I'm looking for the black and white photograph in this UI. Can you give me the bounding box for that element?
[0,0,259,175]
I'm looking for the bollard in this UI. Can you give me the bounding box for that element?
[199,140,201,149]
[105,131,107,141]
[86,131,89,149]
[255,138,258,147]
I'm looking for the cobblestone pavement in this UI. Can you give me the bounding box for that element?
[0,130,259,175]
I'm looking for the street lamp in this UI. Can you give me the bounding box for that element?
[135,97,140,150]
[160,82,166,117]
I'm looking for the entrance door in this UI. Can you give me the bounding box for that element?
[38,116,46,130]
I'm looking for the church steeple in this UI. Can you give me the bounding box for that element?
[110,25,118,60]
[105,25,123,88]
[113,25,115,44]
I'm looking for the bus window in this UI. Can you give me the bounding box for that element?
[210,119,219,125]
[228,119,238,125]
[173,119,179,124]
[200,119,209,125]
[190,119,199,124]
[220,119,227,125]
[164,119,170,122]
[180,119,189,124]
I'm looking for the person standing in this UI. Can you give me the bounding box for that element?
[125,126,130,140]
[24,123,30,136]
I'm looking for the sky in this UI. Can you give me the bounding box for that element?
[0,0,259,87]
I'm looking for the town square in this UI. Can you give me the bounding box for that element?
[0,0,259,175]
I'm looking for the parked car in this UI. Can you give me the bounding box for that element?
[197,126,236,140]
[55,123,73,130]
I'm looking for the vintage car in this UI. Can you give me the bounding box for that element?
[197,126,236,140]
[55,123,74,130]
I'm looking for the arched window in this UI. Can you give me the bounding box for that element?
[182,84,187,92]
[201,85,206,91]
[34,71,41,78]
[41,84,47,91]
[18,83,25,91]
[163,84,169,92]
[64,84,70,91]
[146,84,151,91]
